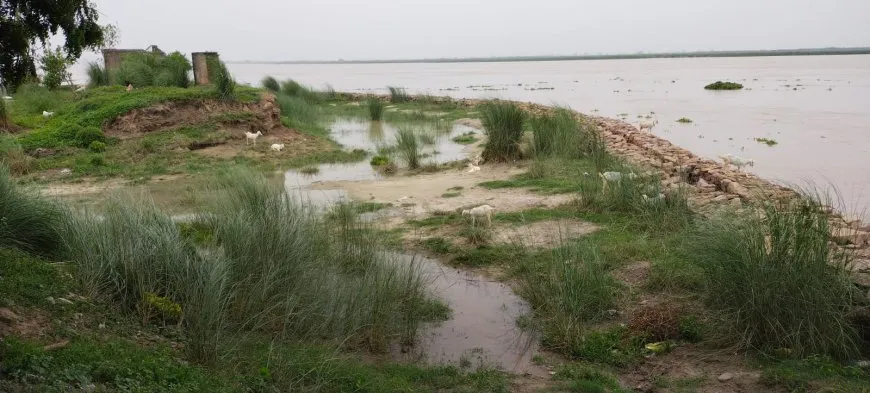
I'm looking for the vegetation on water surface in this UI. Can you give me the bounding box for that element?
[395,128,422,169]
[704,81,744,90]
[451,131,478,145]
[676,117,693,123]
[480,101,525,162]
[755,137,778,146]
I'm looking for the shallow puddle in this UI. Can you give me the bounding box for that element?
[398,255,542,374]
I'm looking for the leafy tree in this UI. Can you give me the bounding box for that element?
[0,0,107,90]
[40,47,73,90]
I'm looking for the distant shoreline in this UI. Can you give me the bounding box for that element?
[228,47,870,65]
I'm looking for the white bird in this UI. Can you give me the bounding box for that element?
[42,111,54,117]
[245,131,263,145]
[462,204,495,227]
[270,143,285,152]
[638,119,658,133]
[720,154,755,171]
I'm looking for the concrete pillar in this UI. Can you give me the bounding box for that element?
[192,52,220,85]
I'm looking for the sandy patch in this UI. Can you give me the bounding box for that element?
[492,219,598,248]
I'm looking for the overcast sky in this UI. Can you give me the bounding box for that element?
[89,0,869,61]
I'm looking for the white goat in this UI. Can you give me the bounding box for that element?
[720,154,755,171]
[462,204,495,227]
[466,163,481,173]
[599,171,637,189]
[642,193,666,203]
[270,143,285,152]
[245,131,263,145]
[42,111,54,117]
[638,119,658,133]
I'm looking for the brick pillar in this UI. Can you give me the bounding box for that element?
[192,52,220,85]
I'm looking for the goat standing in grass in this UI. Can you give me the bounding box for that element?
[462,205,494,227]
[599,171,636,190]
[245,131,263,145]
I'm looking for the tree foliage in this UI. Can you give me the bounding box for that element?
[1,0,105,90]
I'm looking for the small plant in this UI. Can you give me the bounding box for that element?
[480,101,525,162]
[628,303,682,341]
[213,61,235,100]
[369,155,390,166]
[88,140,107,153]
[704,81,744,90]
[387,86,409,103]
[676,117,693,123]
[422,237,454,254]
[75,126,104,148]
[395,128,421,169]
[299,165,320,175]
[755,137,778,146]
[261,76,280,92]
[367,98,384,121]
[143,292,183,323]
[459,223,492,246]
[678,316,704,343]
[89,154,105,166]
[451,131,478,145]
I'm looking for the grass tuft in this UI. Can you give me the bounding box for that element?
[0,166,65,257]
[213,61,235,100]
[395,128,421,169]
[367,98,384,121]
[688,193,859,359]
[480,101,525,162]
[86,61,110,88]
[387,86,410,103]
[530,108,585,158]
[261,76,280,92]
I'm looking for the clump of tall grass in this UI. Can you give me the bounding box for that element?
[86,62,111,88]
[12,84,63,114]
[530,108,584,158]
[395,128,421,169]
[213,61,235,100]
[0,98,8,128]
[367,98,384,121]
[480,101,525,162]
[276,94,318,124]
[114,52,192,88]
[387,86,409,103]
[261,76,280,92]
[688,193,859,359]
[515,240,621,354]
[0,166,65,257]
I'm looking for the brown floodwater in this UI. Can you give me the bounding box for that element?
[231,55,870,219]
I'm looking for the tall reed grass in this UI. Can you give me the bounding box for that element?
[515,239,620,354]
[213,62,235,100]
[688,192,859,359]
[12,84,62,114]
[387,86,409,103]
[395,128,421,169]
[261,76,280,93]
[480,101,525,162]
[277,94,318,124]
[114,52,192,88]
[0,136,33,175]
[367,98,384,121]
[86,62,111,88]
[0,166,65,257]
[530,108,584,158]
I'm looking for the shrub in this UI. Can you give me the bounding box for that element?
[86,62,110,87]
[367,98,384,121]
[688,194,859,358]
[395,128,421,169]
[153,52,192,88]
[369,155,390,166]
[480,101,525,162]
[114,51,192,88]
[75,126,104,148]
[261,76,280,92]
[281,79,304,96]
[704,81,744,90]
[40,47,72,90]
[0,166,65,257]
[213,61,235,100]
[387,86,409,103]
[88,140,107,153]
[89,154,105,166]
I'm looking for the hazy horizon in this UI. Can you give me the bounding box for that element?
[84,0,869,62]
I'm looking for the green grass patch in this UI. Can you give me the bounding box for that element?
[759,356,870,393]
[754,137,778,146]
[368,98,385,121]
[480,101,525,162]
[451,131,478,145]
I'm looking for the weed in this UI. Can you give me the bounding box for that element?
[628,303,682,341]
[0,167,65,257]
[688,194,859,358]
[261,76,280,92]
[678,315,704,343]
[704,81,744,90]
[755,137,778,146]
[459,223,492,246]
[395,128,421,169]
[676,117,693,123]
[213,61,235,100]
[388,86,410,103]
[422,237,455,254]
[480,101,525,162]
[370,155,390,166]
[88,140,106,153]
[368,98,384,121]
[452,131,478,145]
[299,165,320,175]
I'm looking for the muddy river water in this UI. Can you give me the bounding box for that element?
[231,54,870,219]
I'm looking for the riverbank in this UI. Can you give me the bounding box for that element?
[2,83,869,392]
